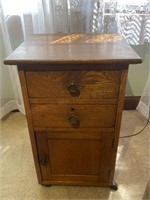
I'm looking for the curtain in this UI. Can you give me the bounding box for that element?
[0,0,25,119]
[137,74,150,120]
[0,0,150,119]
[32,0,150,44]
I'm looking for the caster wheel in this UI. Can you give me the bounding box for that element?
[110,181,118,191]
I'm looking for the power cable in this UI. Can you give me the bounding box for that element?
[120,107,150,139]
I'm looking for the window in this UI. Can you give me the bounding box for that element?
[1,0,38,15]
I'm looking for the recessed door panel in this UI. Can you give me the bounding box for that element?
[35,131,114,184]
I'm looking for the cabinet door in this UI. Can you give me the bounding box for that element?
[35,131,114,186]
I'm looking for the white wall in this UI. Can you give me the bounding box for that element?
[126,43,150,96]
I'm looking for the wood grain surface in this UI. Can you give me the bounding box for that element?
[26,70,121,101]
[4,34,142,65]
[31,104,117,128]
[36,131,114,184]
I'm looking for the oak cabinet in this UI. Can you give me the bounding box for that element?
[4,34,142,188]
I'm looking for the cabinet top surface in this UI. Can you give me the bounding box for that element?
[4,34,142,65]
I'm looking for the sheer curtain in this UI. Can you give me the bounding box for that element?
[137,74,150,120]
[0,0,150,119]
[0,1,25,119]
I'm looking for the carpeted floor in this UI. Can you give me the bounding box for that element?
[0,111,149,200]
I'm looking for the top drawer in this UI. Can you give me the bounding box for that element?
[25,71,121,102]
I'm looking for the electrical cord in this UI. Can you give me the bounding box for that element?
[120,107,150,139]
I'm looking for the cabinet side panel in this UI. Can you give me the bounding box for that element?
[109,68,129,185]
[99,132,114,183]
[18,69,42,184]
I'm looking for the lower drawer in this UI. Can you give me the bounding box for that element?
[31,104,117,128]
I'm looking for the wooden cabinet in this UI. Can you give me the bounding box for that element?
[4,34,142,188]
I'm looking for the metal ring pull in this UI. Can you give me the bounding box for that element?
[67,83,80,97]
[68,114,80,128]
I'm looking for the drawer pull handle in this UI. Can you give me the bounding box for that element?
[68,115,80,128]
[67,83,80,97]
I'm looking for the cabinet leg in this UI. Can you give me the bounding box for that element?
[110,181,118,191]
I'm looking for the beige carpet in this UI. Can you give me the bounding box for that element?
[0,111,149,200]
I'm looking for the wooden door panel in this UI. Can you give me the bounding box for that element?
[48,139,101,175]
[36,131,114,184]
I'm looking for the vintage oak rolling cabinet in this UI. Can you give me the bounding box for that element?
[4,34,142,189]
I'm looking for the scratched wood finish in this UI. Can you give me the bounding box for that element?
[18,71,43,184]
[26,71,121,100]
[31,104,117,128]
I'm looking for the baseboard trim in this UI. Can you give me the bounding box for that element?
[124,96,141,110]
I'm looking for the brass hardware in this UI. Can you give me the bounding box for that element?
[68,114,80,128]
[67,83,80,97]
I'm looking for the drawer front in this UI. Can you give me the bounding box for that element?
[26,71,121,101]
[31,104,117,128]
